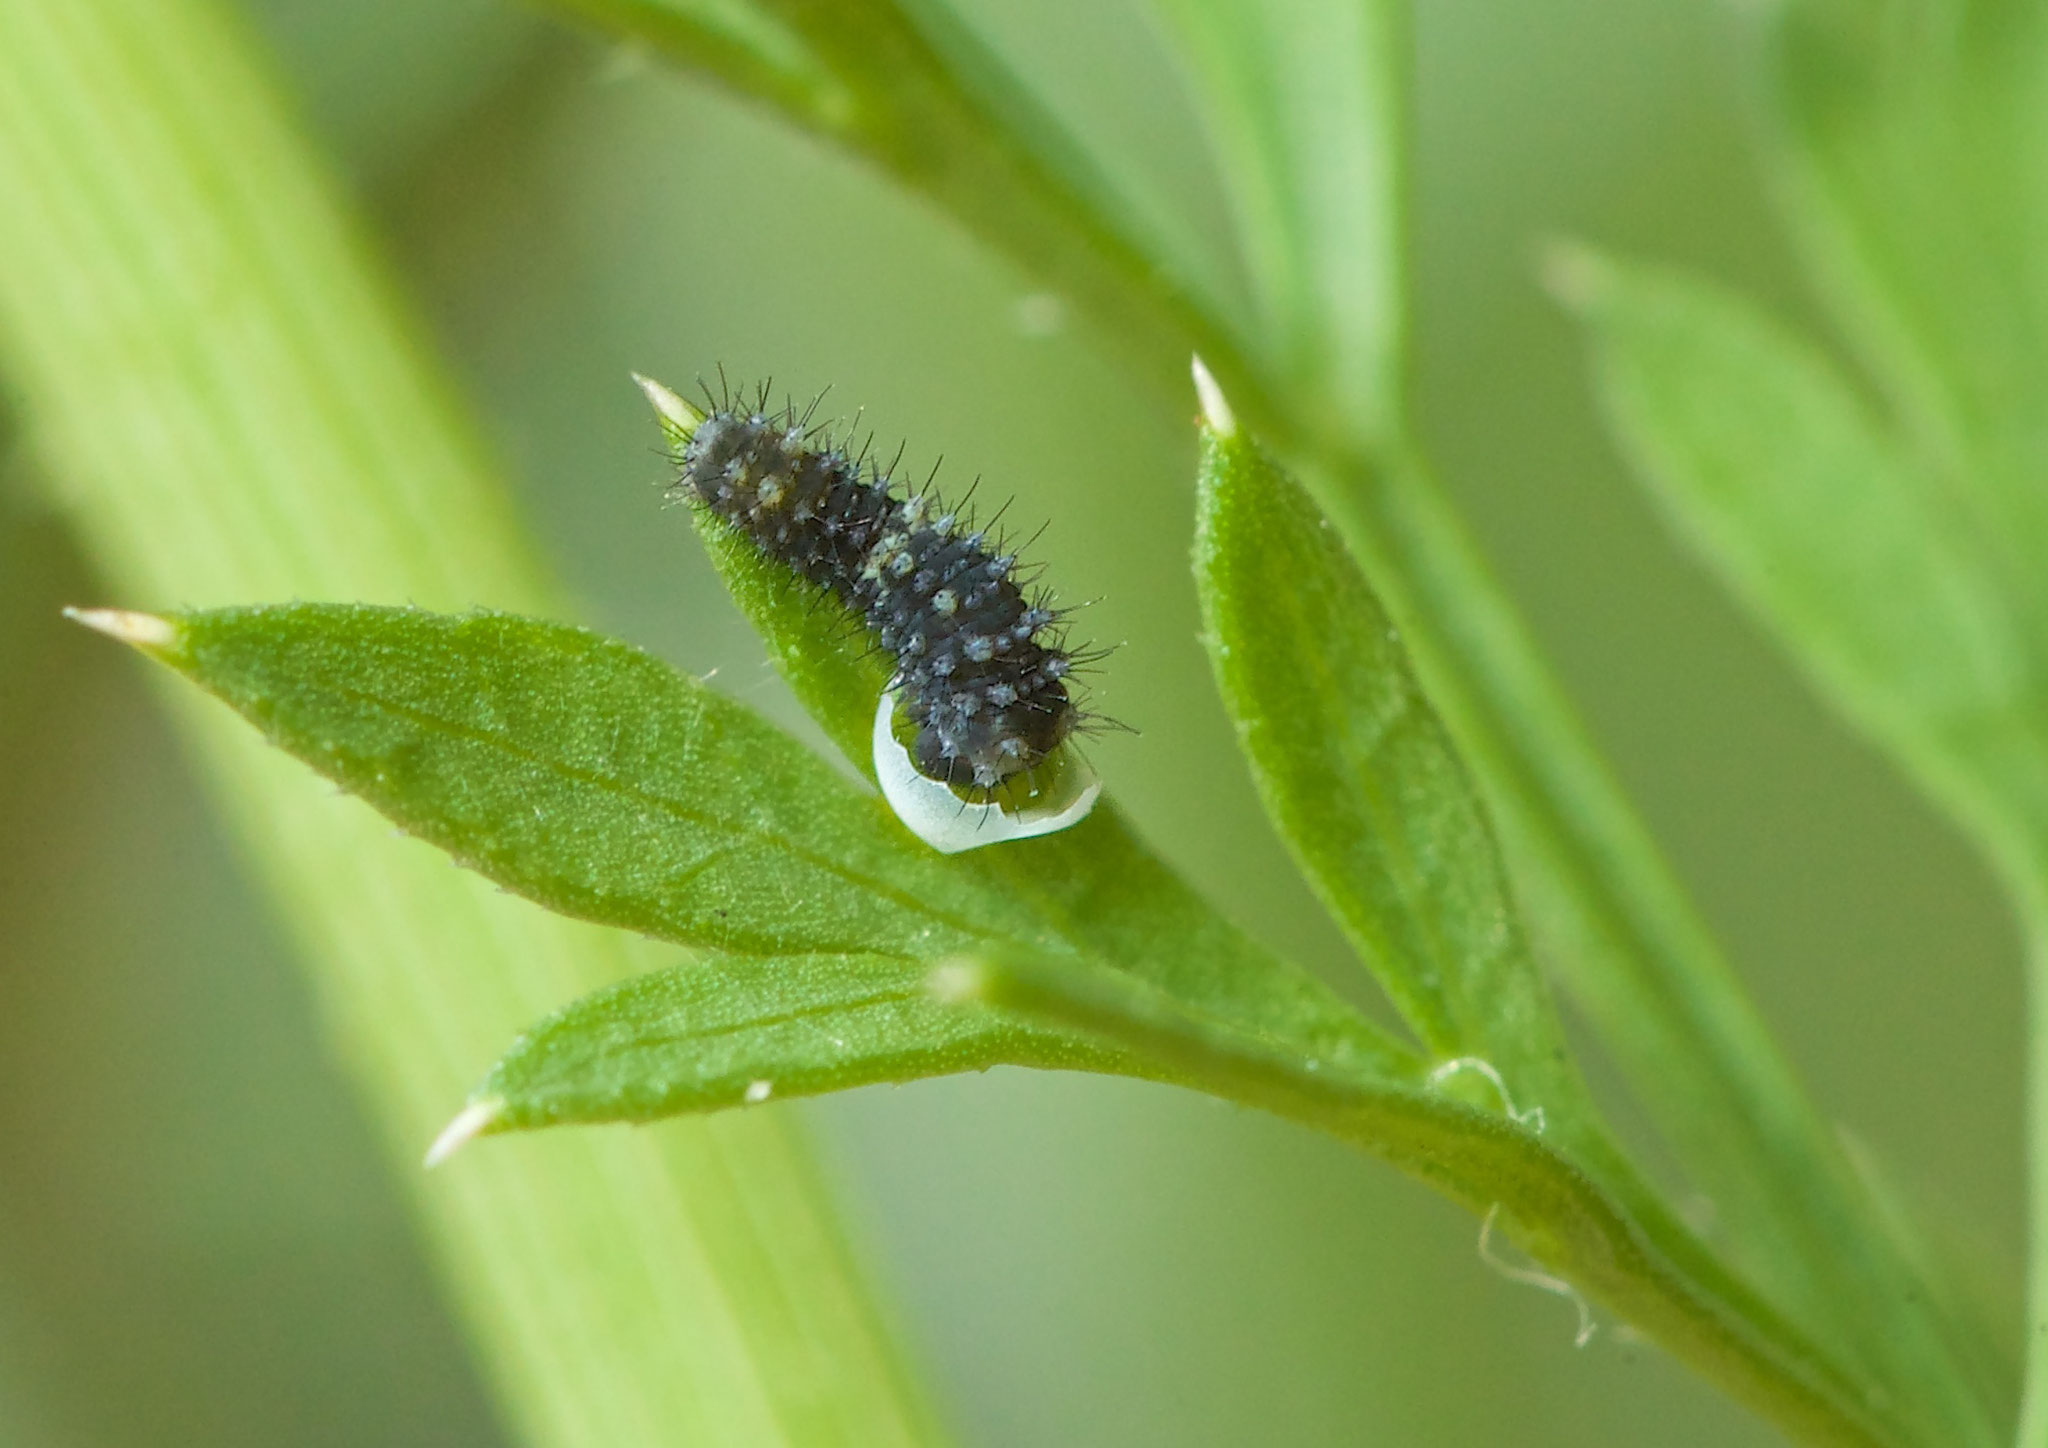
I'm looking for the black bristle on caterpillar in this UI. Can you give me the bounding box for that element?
[667,380,1093,796]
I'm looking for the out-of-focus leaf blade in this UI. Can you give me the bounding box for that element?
[1764,12,2048,1436]
[567,0,841,115]
[1145,0,1406,444]
[1769,2,2048,624]
[1561,251,2015,1448]
[477,951,1125,1130]
[1562,253,2048,870]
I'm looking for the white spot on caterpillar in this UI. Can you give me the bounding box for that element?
[744,1079,773,1104]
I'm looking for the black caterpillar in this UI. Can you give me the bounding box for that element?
[670,386,1091,796]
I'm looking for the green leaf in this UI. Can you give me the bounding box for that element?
[1192,413,1572,1099]
[1145,0,1407,445]
[1769,2,2048,625]
[1189,400,2012,1448]
[1560,252,2014,1448]
[1188,404,1848,1405]
[146,603,1055,958]
[137,599,1414,1083]
[1560,252,2048,863]
[474,951,1123,1131]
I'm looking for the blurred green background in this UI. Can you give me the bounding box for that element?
[0,1,2020,1443]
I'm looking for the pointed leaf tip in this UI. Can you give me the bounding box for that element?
[423,1098,502,1168]
[1191,355,1236,437]
[634,373,704,446]
[63,606,179,651]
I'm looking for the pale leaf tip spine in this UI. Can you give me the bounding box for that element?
[633,372,704,444]
[423,1098,503,1169]
[63,606,179,651]
[1190,354,1236,438]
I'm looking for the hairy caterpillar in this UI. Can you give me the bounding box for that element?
[641,375,1103,850]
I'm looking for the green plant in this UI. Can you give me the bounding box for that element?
[8,0,2044,1445]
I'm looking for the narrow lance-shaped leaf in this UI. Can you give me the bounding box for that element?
[1559,252,2048,882]
[1768,1,2048,622]
[96,601,1182,1142]
[475,918,1907,1447]
[641,375,887,778]
[1191,373,1584,1117]
[463,951,1125,1137]
[1559,253,2017,1448]
[131,604,1058,959]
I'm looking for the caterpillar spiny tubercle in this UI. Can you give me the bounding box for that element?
[637,374,1103,853]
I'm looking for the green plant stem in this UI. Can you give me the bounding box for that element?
[0,2,940,1445]
[964,955,1901,1448]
